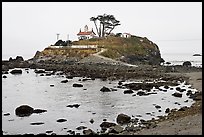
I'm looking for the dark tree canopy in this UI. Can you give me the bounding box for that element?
[90,14,121,37]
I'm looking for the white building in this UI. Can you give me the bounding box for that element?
[77,25,97,40]
[121,33,131,38]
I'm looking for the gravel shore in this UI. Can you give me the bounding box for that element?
[133,72,202,135]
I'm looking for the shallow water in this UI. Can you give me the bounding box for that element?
[2,68,197,135]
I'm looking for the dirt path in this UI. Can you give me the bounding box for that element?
[133,72,202,135]
[79,48,138,67]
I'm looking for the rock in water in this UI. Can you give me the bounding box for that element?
[10,69,22,74]
[116,113,131,124]
[123,89,134,94]
[15,105,34,117]
[172,92,182,98]
[73,83,83,87]
[100,86,111,92]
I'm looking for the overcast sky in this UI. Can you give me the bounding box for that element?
[2,2,202,59]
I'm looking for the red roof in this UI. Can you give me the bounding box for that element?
[77,31,96,36]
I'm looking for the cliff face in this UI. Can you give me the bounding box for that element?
[32,36,164,65]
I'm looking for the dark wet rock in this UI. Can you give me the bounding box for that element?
[30,122,44,125]
[56,118,67,123]
[40,74,44,76]
[183,61,192,67]
[172,92,182,98]
[103,119,107,121]
[10,69,22,74]
[3,113,10,116]
[76,126,87,130]
[34,69,46,74]
[45,73,52,76]
[61,79,68,83]
[108,125,123,133]
[33,109,47,114]
[180,89,186,92]
[82,78,92,81]
[137,91,146,96]
[165,108,170,113]
[155,105,161,109]
[110,88,117,91]
[132,94,137,96]
[193,53,202,56]
[123,89,134,94]
[116,113,131,124]
[100,121,116,128]
[50,84,54,87]
[164,85,169,89]
[15,105,34,117]
[125,125,142,132]
[73,83,83,87]
[3,75,7,78]
[90,119,94,124]
[83,129,97,135]
[66,76,73,79]
[50,133,56,135]
[2,71,9,74]
[118,81,123,85]
[66,104,80,108]
[175,87,181,91]
[184,100,188,102]
[178,106,188,111]
[15,56,24,62]
[45,131,53,133]
[100,86,111,92]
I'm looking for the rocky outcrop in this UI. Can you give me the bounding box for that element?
[116,113,131,124]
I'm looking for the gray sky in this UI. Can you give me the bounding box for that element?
[2,2,202,59]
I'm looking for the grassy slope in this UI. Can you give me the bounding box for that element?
[72,36,160,59]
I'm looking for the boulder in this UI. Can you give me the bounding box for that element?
[73,83,83,87]
[30,122,44,125]
[100,122,116,128]
[123,90,134,94]
[56,118,67,123]
[116,113,131,124]
[15,105,34,117]
[61,80,68,83]
[183,61,191,67]
[34,70,46,74]
[172,92,182,98]
[15,56,24,62]
[100,86,111,92]
[108,125,123,133]
[10,69,22,74]
[165,108,170,113]
[66,104,80,108]
[83,129,97,135]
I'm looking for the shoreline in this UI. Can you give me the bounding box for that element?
[2,57,202,135]
[132,71,202,135]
